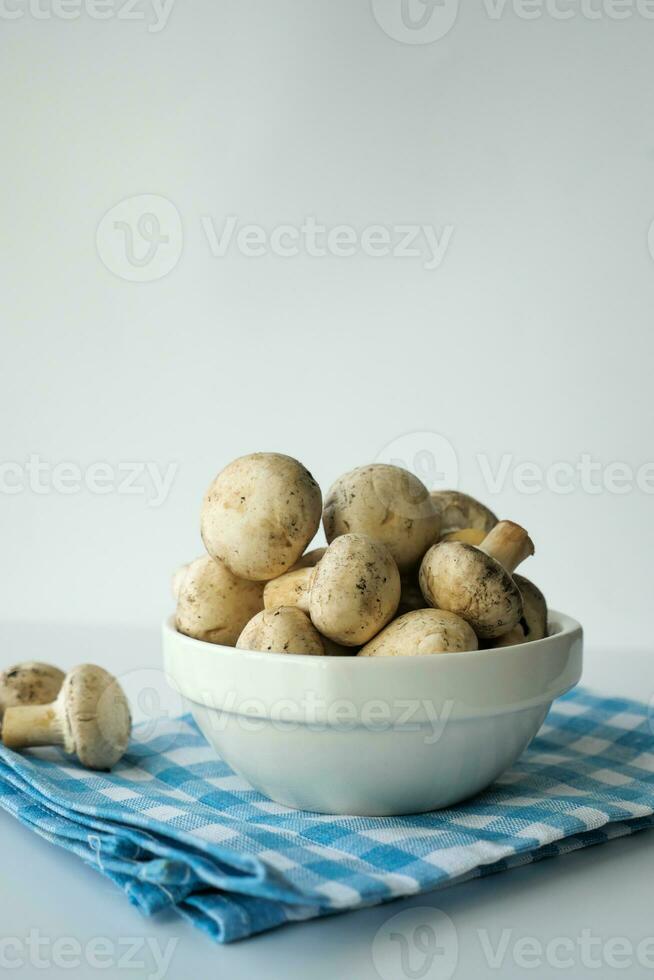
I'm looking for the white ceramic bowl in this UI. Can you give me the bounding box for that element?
[162,611,582,816]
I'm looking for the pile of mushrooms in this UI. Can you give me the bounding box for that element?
[173,452,547,658]
[0,662,131,771]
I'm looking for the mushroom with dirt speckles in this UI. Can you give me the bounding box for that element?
[176,555,264,645]
[2,665,131,771]
[491,575,548,647]
[358,608,478,657]
[308,533,401,646]
[201,453,322,581]
[430,490,497,536]
[0,662,65,728]
[323,464,440,572]
[236,606,327,656]
[419,520,534,639]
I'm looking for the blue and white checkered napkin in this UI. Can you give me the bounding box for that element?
[0,688,653,943]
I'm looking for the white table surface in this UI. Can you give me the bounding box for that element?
[0,621,652,980]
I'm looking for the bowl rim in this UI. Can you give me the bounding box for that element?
[163,609,582,666]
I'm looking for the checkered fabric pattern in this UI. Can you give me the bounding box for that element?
[0,688,653,943]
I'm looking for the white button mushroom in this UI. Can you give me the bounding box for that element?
[263,566,313,612]
[308,533,401,646]
[2,664,131,771]
[176,555,264,645]
[491,575,548,647]
[419,520,534,639]
[358,608,478,657]
[236,606,327,655]
[0,662,65,727]
[322,464,441,572]
[430,490,497,536]
[171,559,196,600]
[201,453,322,581]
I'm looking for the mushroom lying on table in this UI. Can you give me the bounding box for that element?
[358,608,478,657]
[0,662,64,728]
[419,520,534,639]
[323,464,440,572]
[430,490,497,536]
[2,664,131,771]
[201,452,322,581]
[308,533,401,645]
[175,555,264,645]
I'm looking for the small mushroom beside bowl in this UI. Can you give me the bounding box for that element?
[2,664,131,771]
[0,662,65,728]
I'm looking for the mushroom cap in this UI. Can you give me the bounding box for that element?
[487,574,547,648]
[171,559,195,600]
[419,541,522,639]
[359,608,478,657]
[289,547,326,571]
[430,490,497,536]
[201,453,322,581]
[515,574,548,641]
[176,555,264,645]
[0,662,65,715]
[323,464,441,572]
[60,665,131,771]
[309,533,401,646]
[263,567,313,611]
[236,606,326,655]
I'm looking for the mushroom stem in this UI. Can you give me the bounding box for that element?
[478,520,534,574]
[2,702,67,751]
